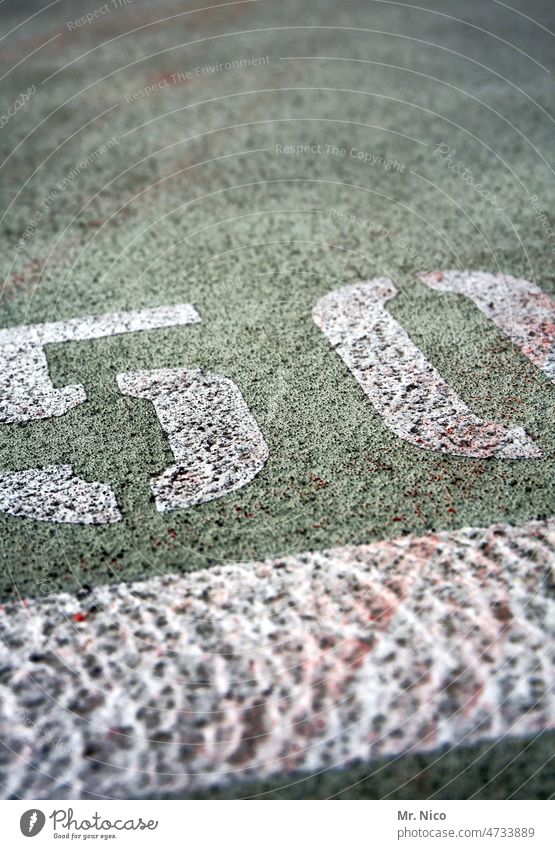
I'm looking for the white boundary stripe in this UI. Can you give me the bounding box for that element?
[0,518,553,799]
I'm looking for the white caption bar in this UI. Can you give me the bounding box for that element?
[1,800,552,848]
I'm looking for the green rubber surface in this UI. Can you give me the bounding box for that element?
[182,733,555,800]
[0,0,553,800]
[1,0,555,601]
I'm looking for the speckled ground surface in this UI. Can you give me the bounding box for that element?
[0,0,554,799]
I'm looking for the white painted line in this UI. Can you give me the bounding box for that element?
[0,518,552,798]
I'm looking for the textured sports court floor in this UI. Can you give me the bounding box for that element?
[0,0,553,799]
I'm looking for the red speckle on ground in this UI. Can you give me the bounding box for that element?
[168,529,177,539]
[392,515,406,522]
[73,612,87,623]
[421,271,444,283]
[233,506,255,519]
[447,507,457,514]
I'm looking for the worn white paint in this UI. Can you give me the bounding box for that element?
[419,270,555,382]
[117,368,269,511]
[313,279,542,458]
[0,516,552,798]
[0,305,201,524]
[0,304,200,424]
[0,465,121,524]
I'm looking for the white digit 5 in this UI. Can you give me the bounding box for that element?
[117,368,269,512]
[0,305,200,524]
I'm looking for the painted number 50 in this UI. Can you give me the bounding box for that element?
[0,270,552,524]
